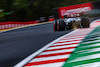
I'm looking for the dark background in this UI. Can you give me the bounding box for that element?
[0,0,99,21]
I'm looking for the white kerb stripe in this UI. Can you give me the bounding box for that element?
[58,38,83,42]
[40,48,75,55]
[54,41,80,45]
[46,44,78,50]
[30,54,70,62]
[63,36,85,39]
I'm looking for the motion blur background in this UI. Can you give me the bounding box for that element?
[0,0,99,22]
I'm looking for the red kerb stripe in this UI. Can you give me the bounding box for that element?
[24,58,67,66]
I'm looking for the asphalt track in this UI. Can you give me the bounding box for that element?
[0,17,99,67]
[0,22,72,67]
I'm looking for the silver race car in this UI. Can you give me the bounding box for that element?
[53,14,90,31]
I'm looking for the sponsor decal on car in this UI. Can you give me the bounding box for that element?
[58,3,93,18]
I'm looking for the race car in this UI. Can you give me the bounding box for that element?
[53,13,90,31]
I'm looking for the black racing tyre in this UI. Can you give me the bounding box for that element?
[81,16,90,28]
[57,19,66,31]
[53,20,57,31]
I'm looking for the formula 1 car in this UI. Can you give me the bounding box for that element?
[53,14,90,31]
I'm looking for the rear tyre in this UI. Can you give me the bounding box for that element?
[81,16,90,28]
[57,19,66,31]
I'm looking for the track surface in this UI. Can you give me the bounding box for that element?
[0,22,71,67]
[0,17,99,67]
